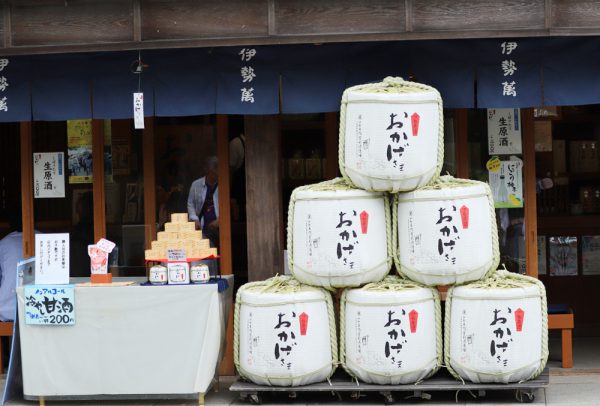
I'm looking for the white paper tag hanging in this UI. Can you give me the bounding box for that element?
[133,92,144,129]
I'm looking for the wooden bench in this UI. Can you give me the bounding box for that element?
[0,321,14,374]
[548,308,574,368]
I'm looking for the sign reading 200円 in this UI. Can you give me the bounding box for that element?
[24,285,75,325]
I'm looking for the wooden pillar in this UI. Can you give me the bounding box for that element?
[324,112,339,179]
[216,114,232,276]
[143,117,156,250]
[244,115,283,281]
[454,109,470,178]
[91,120,106,242]
[20,122,34,257]
[522,108,538,278]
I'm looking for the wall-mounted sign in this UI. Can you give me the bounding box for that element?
[33,152,65,198]
[24,284,75,325]
[488,156,523,208]
[35,233,69,284]
[487,108,522,155]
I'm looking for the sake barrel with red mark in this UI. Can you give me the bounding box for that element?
[341,276,442,384]
[339,77,443,193]
[288,178,391,289]
[445,270,548,383]
[394,176,499,286]
[234,276,337,386]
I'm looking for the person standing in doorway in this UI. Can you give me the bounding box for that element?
[0,211,23,321]
[187,156,219,248]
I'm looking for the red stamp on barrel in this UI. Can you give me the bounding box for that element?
[299,312,309,336]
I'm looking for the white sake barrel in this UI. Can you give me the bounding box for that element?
[341,276,441,384]
[234,276,337,386]
[288,178,391,289]
[394,176,499,286]
[445,270,548,383]
[339,77,443,193]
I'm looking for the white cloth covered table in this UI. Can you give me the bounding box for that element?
[16,276,232,398]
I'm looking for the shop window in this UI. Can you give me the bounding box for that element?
[104,119,146,277]
[468,109,526,274]
[32,121,93,277]
[442,110,458,176]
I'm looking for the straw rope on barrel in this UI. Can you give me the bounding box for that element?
[444,269,548,383]
[287,178,392,289]
[393,175,500,286]
[340,275,442,384]
[339,76,444,193]
[234,276,338,386]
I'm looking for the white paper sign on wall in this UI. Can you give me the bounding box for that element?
[487,108,522,155]
[33,152,65,198]
[35,233,70,285]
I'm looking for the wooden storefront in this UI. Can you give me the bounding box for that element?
[2,1,600,374]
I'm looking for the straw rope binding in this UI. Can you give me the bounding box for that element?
[339,275,443,382]
[287,178,392,288]
[444,269,549,382]
[338,76,444,192]
[233,275,338,383]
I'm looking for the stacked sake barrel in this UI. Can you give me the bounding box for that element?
[234,276,337,386]
[234,76,547,387]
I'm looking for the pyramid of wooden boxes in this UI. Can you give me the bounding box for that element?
[144,213,217,261]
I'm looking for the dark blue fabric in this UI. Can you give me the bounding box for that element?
[344,42,411,88]
[474,38,543,108]
[215,46,279,115]
[0,56,32,122]
[91,52,155,119]
[31,54,92,120]
[548,304,571,314]
[141,277,229,293]
[280,43,347,113]
[410,40,476,108]
[543,37,600,106]
[149,49,216,117]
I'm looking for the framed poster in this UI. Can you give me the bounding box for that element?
[582,236,600,275]
[488,156,523,208]
[548,236,578,276]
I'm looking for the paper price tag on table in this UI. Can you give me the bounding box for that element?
[167,249,187,262]
[24,285,75,325]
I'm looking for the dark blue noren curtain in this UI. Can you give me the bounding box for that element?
[410,40,476,109]
[474,38,542,108]
[543,37,600,106]
[91,52,155,120]
[280,43,347,114]
[149,48,216,117]
[31,54,92,121]
[215,46,279,115]
[0,56,32,122]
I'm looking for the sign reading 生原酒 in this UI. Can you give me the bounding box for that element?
[33,152,65,198]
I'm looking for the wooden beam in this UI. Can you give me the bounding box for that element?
[20,122,34,257]
[216,115,232,276]
[454,109,469,178]
[216,114,234,377]
[143,117,156,250]
[522,108,538,279]
[92,119,106,242]
[244,115,283,281]
[324,112,339,179]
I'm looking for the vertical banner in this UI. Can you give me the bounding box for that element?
[34,233,70,284]
[488,156,523,208]
[133,92,144,129]
[33,152,65,198]
[487,108,522,155]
